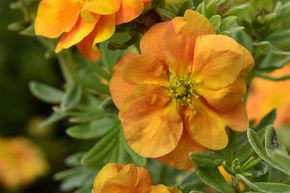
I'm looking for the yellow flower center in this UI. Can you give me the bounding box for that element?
[169,74,199,106]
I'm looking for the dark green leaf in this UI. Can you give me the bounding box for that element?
[61,83,82,111]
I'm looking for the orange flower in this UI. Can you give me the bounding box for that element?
[247,65,290,127]
[110,10,254,169]
[34,0,152,61]
[93,163,182,193]
[0,137,48,189]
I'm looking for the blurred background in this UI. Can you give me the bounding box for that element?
[0,0,75,192]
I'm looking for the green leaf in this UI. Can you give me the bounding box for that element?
[81,127,119,168]
[195,167,235,193]
[190,152,223,167]
[39,111,66,128]
[255,109,276,131]
[247,128,290,175]
[209,15,221,32]
[66,118,116,139]
[61,83,82,111]
[29,81,64,103]
[238,174,290,193]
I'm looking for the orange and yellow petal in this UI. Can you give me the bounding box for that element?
[35,0,81,38]
[197,77,246,112]
[217,102,249,132]
[158,131,205,170]
[121,55,168,86]
[116,0,145,25]
[77,15,115,61]
[120,85,183,158]
[100,164,138,193]
[109,54,139,109]
[184,101,228,150]
[151,185,182,193]
[83,0,121,15]
[164,10,215,77]
[192,35,252,90]
[140,22,169,62]
[55,17,98,52]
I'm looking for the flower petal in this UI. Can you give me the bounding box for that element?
[77,15,115,61]
[192,35,252,90]
[110,54,138,109]
[158,131,205,170]
[55,16,98,53]
[120,85,183,158]
[35,0,81,38]
[140,22,169,62]
[184,101,228,150]
[121,55,168,86]
[115,0,144,25]
[93,163,122,193]
[217,102,249,132]
[135,167,153,193]
[83,0,121,15]
[151,185,182,193]
[164,10,215,76]
[101,164,137,193]
[197,78,246,112]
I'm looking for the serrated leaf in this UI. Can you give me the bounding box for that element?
[29,81,64,103]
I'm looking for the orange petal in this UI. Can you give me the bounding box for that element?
[135,167,153,193]
[164,10,215,77]
[121,55,168,86]
[197,78,246,112]
[217,102,249,132]
[120,85,183,158]
[151,185,182,193]
[116,0,145,25]
[101,164,137,193]
[55,16,98,53]
[192,35,252,90]
[140,22,169,62]
[158,131,205,170]
[83,0,121,15]
[184,101,228,150]
[77,15,115,61]
[109,54,139,109]
[93,163,123,193]
[35,0,81,38]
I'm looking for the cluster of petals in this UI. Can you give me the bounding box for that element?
[110,10,254,169]
[34,0,151,61]
[93,163,182,193]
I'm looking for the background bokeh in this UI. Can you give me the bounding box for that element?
[0,0,75,192]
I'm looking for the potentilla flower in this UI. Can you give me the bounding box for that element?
[34,0,152,61]
[0,138,48,189]
[110,10,254,169]
[93,163,182,193]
